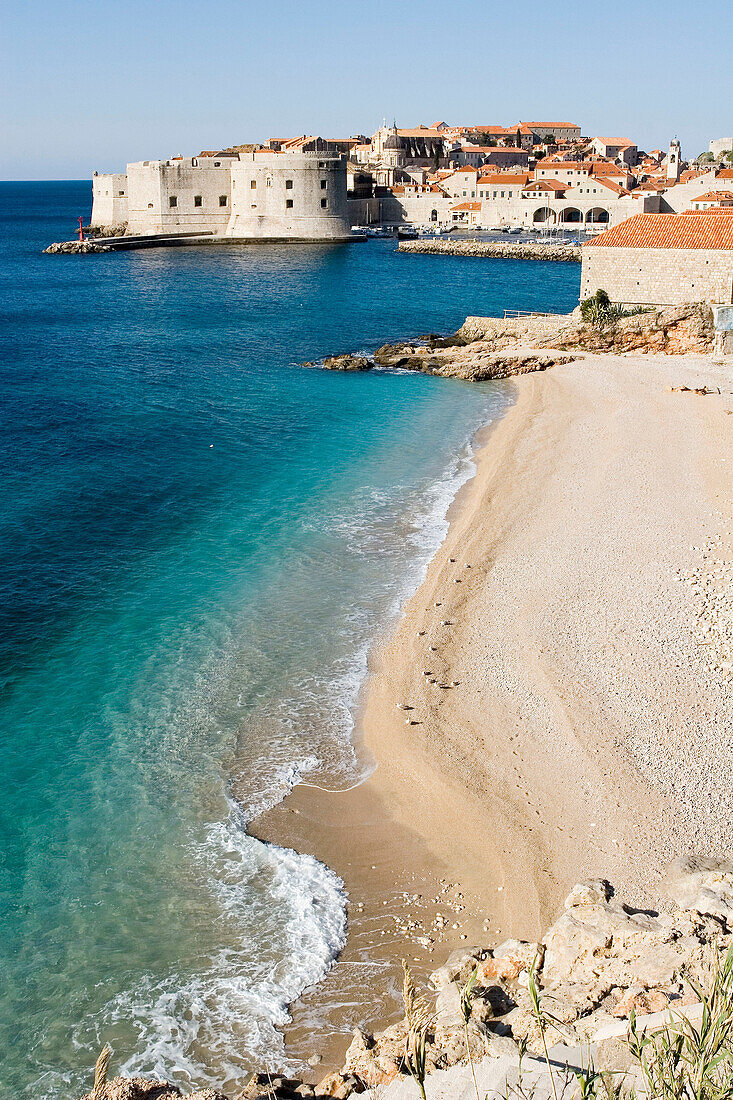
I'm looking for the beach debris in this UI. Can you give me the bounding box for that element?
[665,384,720,395]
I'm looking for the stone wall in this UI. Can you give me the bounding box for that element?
[91,173,128,227]
[126,158,233,235]
[226,151,351,240]
[581,246,733,305]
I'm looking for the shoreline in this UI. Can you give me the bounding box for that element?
[252,349,733,1077]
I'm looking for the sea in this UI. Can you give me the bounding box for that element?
[0,181,580,1098]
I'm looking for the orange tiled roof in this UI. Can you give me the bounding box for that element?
[692,191,733,202]
[594,136,635,147]
[584,212,733,249]
[451,201,481,211]
[717,168,733,179]
[523,179,566,192]
[477,173,530,185]
[682,207,733,215]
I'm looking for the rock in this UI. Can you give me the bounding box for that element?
[665,854,733,924]
[611,984,671,1018]
[44,239,106,254]
[80,1080,182,1100]
[563,881,613,909]
[314,1073,363,1099]
[435,982,462,1022]
[321,355,373,372]
[341,1029,400,1088]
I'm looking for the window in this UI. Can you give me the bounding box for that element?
[118,190,125,197]
[286,199,293,209]
[169,196,177,207]
[320,179,327,190]
[219,195,227,206]
[286,179,293,189]
[320,198,327,208]
[194,195,202,207]
[214,161,220,167]
[250,180,257,189]
[147,202,153,208]
[318,161,325,167]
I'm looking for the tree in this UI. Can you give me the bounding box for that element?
[724,150,733,164]
[516,127,522,148]
[698,151,715,163]
[545,133,556,145]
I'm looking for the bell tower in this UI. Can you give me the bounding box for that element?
[666,137,682,182]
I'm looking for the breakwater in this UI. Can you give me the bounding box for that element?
[398,238,581,262]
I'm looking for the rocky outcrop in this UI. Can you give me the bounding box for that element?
[546,303,715,355]
[309,340,576,382]
[322,355,373,372]
[398,240,581,262]
[44,239,107,254]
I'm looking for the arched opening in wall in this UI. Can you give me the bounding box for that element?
[533,206,556,224]
[560,207,582,223]
[430,209,438,222]
[586,207,610,224]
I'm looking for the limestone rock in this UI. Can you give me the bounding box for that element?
[321,355,373,372]
[341,1029,401,1088]
[611,984,671,1018]
[665,855,733,924]
[80,1080,182,1100]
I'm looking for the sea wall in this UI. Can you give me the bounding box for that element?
[397,239,581,261]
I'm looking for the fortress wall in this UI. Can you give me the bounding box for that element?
[226,151,351,240]
[126,158,232,235]
[91,173,128,227]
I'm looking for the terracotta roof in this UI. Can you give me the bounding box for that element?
[523,179,566,192]
[717,168,733,179]
[451,202,481,211]
[584,212,733,249]
[692,191,733,203]
[594,137,635,148]
[477,173,530,185]
[682,207,733,215]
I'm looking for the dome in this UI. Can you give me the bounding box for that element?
[384,130,402,151]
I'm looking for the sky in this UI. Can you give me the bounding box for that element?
[1,0,732,179]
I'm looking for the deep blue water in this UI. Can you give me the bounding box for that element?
[0,181,580,1098]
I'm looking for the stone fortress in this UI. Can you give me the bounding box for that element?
[91,137,352,241]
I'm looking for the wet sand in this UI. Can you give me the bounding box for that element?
[252,351,733,1075]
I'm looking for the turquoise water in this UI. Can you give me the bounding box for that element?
[0,182,580,1098]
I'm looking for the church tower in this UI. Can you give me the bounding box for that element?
[666,137,682,182]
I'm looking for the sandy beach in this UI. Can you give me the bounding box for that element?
[252,350,733,1073]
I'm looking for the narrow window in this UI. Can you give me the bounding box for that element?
[320,179,327,190]
[285,179,293,190]
[250,180,257,189]
[194,195,202,207]
[219,195,227,206]
[286,199,293,209]
[320,198,327,208]
[169,196,177,207]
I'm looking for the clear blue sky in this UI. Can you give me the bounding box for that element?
[2,0,731,179]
